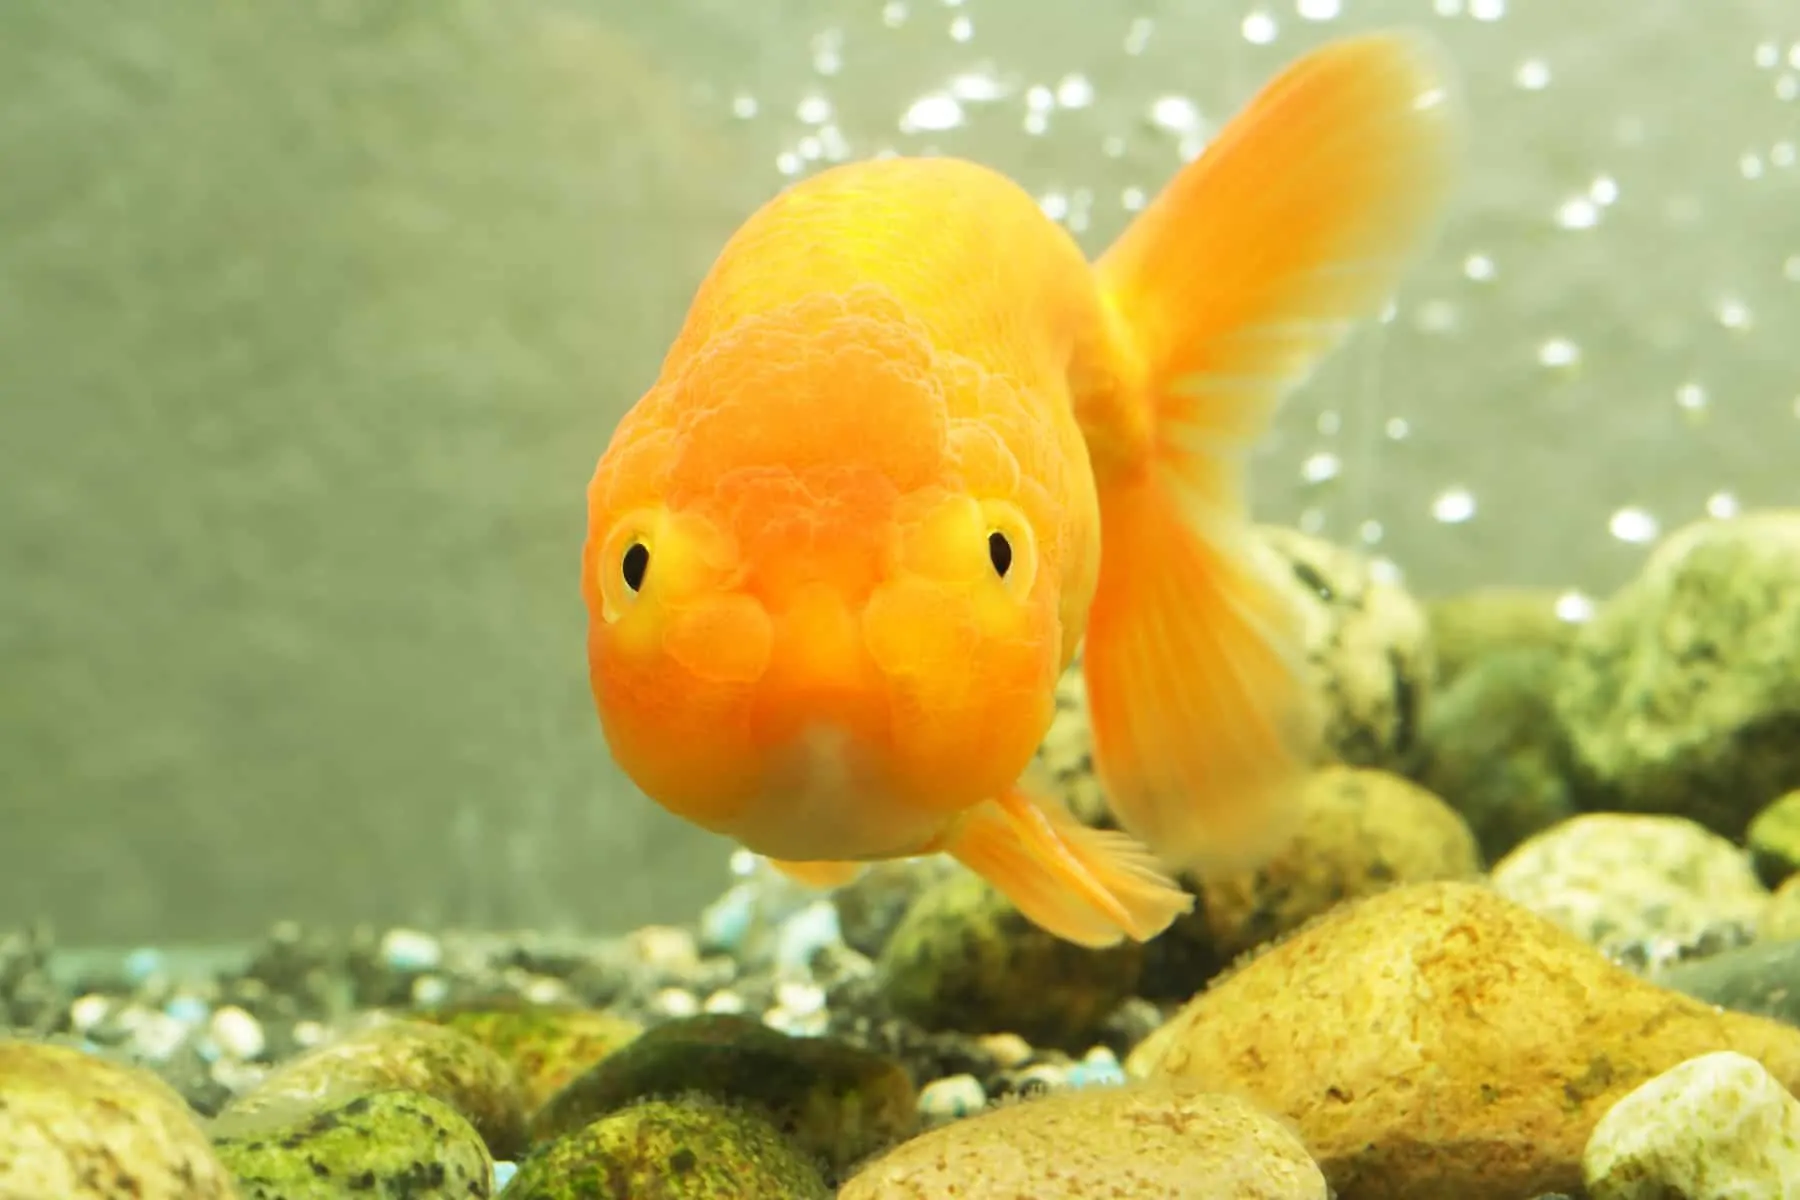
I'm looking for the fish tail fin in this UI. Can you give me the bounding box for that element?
[1079,32,1462,871]
[940,782,1194,948]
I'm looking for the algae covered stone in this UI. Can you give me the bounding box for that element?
[1254,525,1432,772]
[0,1039,238,1199]
[1127,881,1800,1200]
[1749,790,1800,887]
[214,1089,492,1199]
[1491,813,1766,966]
[840,1080,1326,1199]
[1651,939,1800,1027]
[1583,1050,1800,1200]
[505,1096,829,1200]
[874,868,1141,1047]
[1425,586,1579,688]
[210,1014,527,1158]
[425,1004,642,1119]
[1409,645,1579,861]
[528,1012,913,1175]
[1554,511,1800,837]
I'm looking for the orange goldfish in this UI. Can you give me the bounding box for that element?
[581,32,1460,948]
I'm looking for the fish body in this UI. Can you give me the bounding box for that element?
[581,32,1461,946]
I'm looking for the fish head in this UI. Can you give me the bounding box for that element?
[582,288,1068,860]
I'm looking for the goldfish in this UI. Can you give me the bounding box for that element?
[580,32,1461,948]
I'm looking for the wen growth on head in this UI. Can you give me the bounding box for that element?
[580,32,1462,948]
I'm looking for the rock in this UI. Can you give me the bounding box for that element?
[209,1015,527,1159]
[213,1089,493,1199]
[529,1013,913,1178]
[424,1005,642,1122]
[832,859,960,960]
[503,1096,830,1200]
[1583,1050,1800,1200]
[1652,940,1800,1027]
[1768,877,1800,943]
[1425,586,1579,688]
[1254,525,1432,773]
[873,869,1142,1048]
[1126,881,1800,1200]
[1143,766,1480,997]
[839,1080,1326,1199]
[1554,511,1800,838]
[1408,646,1580,861]
[1750,791,1800,887]
[0,1038,238,1199]
[1490,813,1766,969]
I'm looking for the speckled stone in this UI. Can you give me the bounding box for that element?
[1490,813,1767,968]
[529,1013,914,1179]
[209,1014,527,1159]
[505,1096,830,1200]
[1409,646,1580,862]
[0,1039,238,1199]
[1127,881,1800,1200]
[1749,791,1800,888]
[1583,1050,1800,1200]
[1253,525,1433,773]
[1142,766,1481,998]
[873,869,1142,1049]
[1554,511,1800,838]
[214,1089,493,1199]
[840,1080,1326,1199]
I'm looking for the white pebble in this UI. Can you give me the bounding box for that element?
[703,990,748,1015]
[651,987,700,1018]
[410,975,450,1007]
[632,927,701,975]
[68,993,111,1034]
[918,1073,987,1118]
[1584,1050,1800,1199]
[378,928,442,972]
[976,1032,1034,1066]
[208,1006,266,1060]
[774,980,825,1017]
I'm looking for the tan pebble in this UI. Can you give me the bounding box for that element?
[840,1079,1325,1199]
[0,1040,238,1199]
[1128,880,1800,1200]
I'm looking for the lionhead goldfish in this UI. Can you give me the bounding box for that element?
[581,32,1461,948]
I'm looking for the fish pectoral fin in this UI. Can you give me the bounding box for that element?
[764,857,866,889]
[940,782,1194,949]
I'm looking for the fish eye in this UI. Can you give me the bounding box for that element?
[622,541,649,592]
[987,530,1013,578]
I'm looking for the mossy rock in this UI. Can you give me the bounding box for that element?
[528,1013,913,1177]
[214,1089,492,1199]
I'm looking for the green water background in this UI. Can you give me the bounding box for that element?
[3,0,1796,946]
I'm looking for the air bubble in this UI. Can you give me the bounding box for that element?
[1464,253,1497,281]
[1609,507,1660,544]
[1538,338,1581,368]
[1242,10,1278,43]
[1514,58,1551,89]
[1432,488,1476,524]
